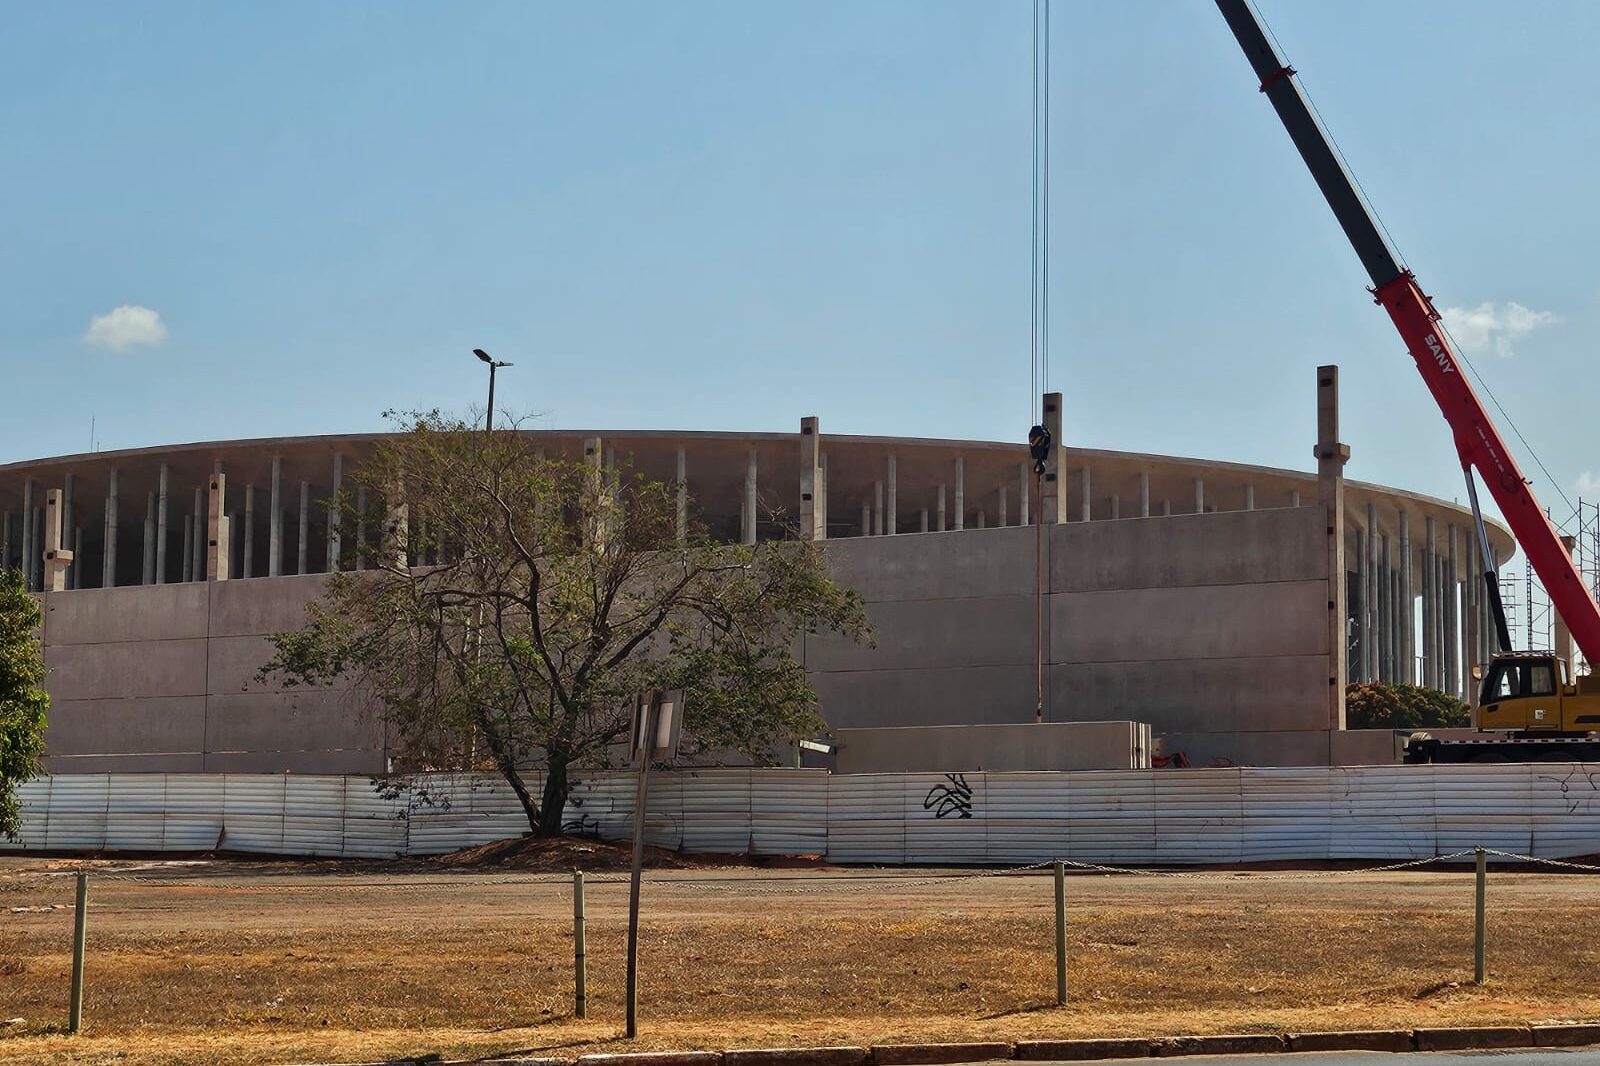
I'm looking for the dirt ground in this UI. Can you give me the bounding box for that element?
[2,852,1599,1066]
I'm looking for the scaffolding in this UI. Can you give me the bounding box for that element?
[1502,498,1599,675]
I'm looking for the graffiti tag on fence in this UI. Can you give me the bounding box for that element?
[924,773,974,819]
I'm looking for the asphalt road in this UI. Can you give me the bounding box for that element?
[1027,1053,1600,1065]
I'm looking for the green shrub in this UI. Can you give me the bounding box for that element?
[1346,681,1470,730]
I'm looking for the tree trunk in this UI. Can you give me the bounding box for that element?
[538,757,570,837]
[497,760,543,836]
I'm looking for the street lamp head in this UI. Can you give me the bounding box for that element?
[473,348,492,364]
[494,360,514,369]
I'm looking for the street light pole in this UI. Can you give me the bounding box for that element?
[472,348,514,435]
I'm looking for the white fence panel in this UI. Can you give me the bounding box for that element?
[679,770,752,854]
[561,773,635,844]
[1240,767,1333,862]
[282,776,347,857]
[984,773,1070,864]
[1065,771,1156,865]
[407,774,522,855]
[1329,765,1436,859]
[162,776,224,850]
[104,774,167,851]
[1155,769,1244,864]
[341,777,408,858]
[750,769,828,855]
[905,771,986,864]
[826,774,906,864]
[1435,765,1533,857]
[45,774,110,851]
[221,775,287,853]
[1529,763,1600,858]
[0,778,52,850]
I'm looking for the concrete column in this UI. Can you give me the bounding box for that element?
[1018,462,1030,526]
[873,481,883,536]
[1079,466,1091,522]
[71,527,82,589]
[859,502,871,537]
[1,511,9,573]
[20,479,34,591]
[1110,495,1121,520]
[384,477,410,569]
[298,481,310,574]
[206,472,230,581]
[244,485,256,577]
[675,447,688,542]
[191,487,204,580]
[977,511,986,529]
[268,457,282,577]
[1354,528,1368,682]
[1245,484,1255,511]
[327,453,343,572]
[1160,500,1171,517]
[937,485,946,532]
[181,512,194,583]
[1366,501,1380,683]
[1423,517,1438,689]
[1554,535,1577,680]
[953,457,965,531]
[352,486,365,571]
[1139,472,1150,518]
[142,493,155,585]
[1399,509,1413,683]
[742,447,757,546]
[798,418,824,542]
[1291,490,1302,507]
[819,453,828,538]
[43,489,71,592]
[1316,365,1349,732]
[1039,393,1065,524]
[919,508,928,533]
[32,508,43,592]
[1464,527,1481,690]
[1194,477,1205,514]
[998,485,1008,527]
[1379,532,1392,681]
[886,453,898,535]
[102,470,119,589]
[62,474,75,589]
[1446,525,1461,697]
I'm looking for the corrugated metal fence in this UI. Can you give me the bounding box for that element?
[4,764,1600,863]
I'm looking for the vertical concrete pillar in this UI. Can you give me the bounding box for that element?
[1110,495,1121,520]
[384,477,410,569]
[1139,472,1151,518]
[1,511,9,573]
[1079,466,1091,522]
[819,453,829,539]
[32,508,43,592]
[206,472,230,581]
[1039,393,1065,524]
[1354,528,1368,682]
[998,485,1008,527]
[268,457,282,578]
[1245,484,1256,511]
[675,447,688,542]
[919,508,929,533]
[1554,535,1577,680]
[244,485,256,577]
[937,485,946,532]
[1379,532,1392,681]
[1366,501,1379,683]
[102,470,119,589]
[62,474,75,589]
[1018,462,1030,526]
[297,480,310,575]
[1160,500,1171,517]
[1194,477,1205,515]
[742,447,757,546]
[181,512,194,583]
[953,457,965,531]
[71,527,82,589]
[1446,525,1461,697]
[352,486,365,571]
[873,481,883,536]
[1291,490,1302,508]
[20,479,34,591]
[142,493,155,585]
[1423,517,1438,689]
[799,418,824,542]
[1463,527,1481,690]
[977,511,986,529]
[886,453,898,535]
[327,453,343,572]
[191,487,204,581]
[859,502,871,537]
[1315,365,1349,732]
[1399,509,1413,683]
[43,489,71,592]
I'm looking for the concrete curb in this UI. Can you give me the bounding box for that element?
[331,1021,1600,1066]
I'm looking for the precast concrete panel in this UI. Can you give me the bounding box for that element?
[41,583,210,645]
[804,594,1037,672]
[203,692,382,754]
[808,665,1039,728]
[45,639,209,702]
[1051,580,1328,663]
[820,524,1037,602]
[39,696,208,757]
[207,572,331,636]
[1049,655,1328,734]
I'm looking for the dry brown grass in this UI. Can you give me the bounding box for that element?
[2,858,1598,1065]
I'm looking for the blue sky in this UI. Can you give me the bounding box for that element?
[4,0,1598,526]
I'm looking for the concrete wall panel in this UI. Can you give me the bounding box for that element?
[811,665,1038,729]
[42,754,207,773]
[45,639,208,702]
[204,692,382,753]
[1051,581,1328,664]
[1050,506,1325,592]
[42,584,210,645]
[806,595,1036,672]
[834,721,1145,773]
[41,697,207,756]
[208,573,331,637]
[204,749,386,774]
[821,526,1036,602]
[1158,729,1333,768]
[1049,656,1328,734]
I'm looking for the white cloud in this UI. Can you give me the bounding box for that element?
[83,304,168,352]
[1577,472,1600,499]
[1438,301,1560,358]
